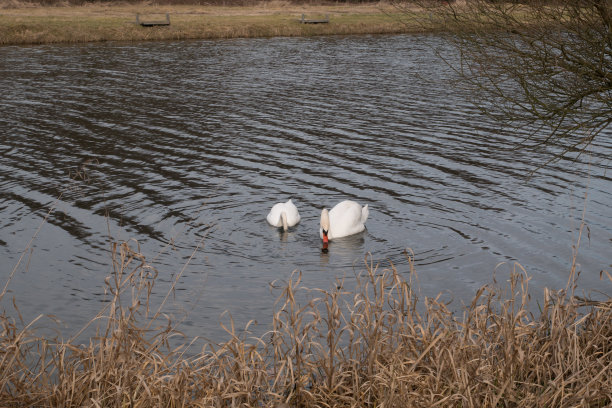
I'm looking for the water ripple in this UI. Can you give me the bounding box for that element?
[0,35,610,342]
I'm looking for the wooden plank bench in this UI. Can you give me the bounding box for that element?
[300,14,330,24]
[136,13,171,27]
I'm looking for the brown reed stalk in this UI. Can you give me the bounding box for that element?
[0,237,610,406]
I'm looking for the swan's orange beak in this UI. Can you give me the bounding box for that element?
[322,230,329,244]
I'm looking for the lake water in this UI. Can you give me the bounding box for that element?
[0,35,610,343]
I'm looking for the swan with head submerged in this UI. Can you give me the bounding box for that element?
[320,200,369,243]
[267,199,301,231]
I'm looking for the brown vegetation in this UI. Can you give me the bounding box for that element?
[0,1,420,45]
[1,238,610,406]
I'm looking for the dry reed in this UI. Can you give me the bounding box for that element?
[1,237,610,406]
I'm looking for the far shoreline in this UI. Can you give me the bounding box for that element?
[0,1,436,46]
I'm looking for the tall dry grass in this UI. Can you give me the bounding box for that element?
[1,236,610,406]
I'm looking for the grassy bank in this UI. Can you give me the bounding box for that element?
[0,1,433,45]
[1,239,610,406]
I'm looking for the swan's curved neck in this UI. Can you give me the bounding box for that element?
[320,209,330,235]
[281,212,288,231]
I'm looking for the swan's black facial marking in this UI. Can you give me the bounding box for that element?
[322,229,328,236]
[322,239,329,253]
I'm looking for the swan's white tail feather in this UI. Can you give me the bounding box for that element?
[361,204,369,223]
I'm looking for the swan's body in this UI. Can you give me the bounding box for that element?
[320,200,369,241]
[267,199,301,231]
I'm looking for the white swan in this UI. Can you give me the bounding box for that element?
[267,199,301,231]
[320,200,369,243]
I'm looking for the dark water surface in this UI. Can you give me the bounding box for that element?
[1,35,610,342]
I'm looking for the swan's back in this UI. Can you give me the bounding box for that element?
[326,200,368,239]
[267,199,301,227]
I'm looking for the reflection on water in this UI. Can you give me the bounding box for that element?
[0,35,610,341]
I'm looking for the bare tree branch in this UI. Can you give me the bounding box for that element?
[396,0,612,163]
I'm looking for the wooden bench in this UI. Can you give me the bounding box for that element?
[136,13,171,27]
[300,14,330,24]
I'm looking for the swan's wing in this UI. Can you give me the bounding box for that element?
[328,201,365,239]
[284,199,301,225]
[286,209,300,226]
[289,211,301,225]
[266,203,283,226]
